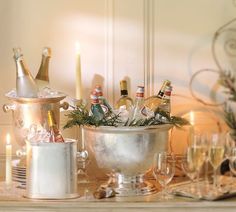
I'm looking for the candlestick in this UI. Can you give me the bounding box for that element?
[75,42,82,100]
[5,133,12,187]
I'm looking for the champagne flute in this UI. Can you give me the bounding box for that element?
[184,144,206,195]
[208,133,226,193]
[153,152,175,200]
[181,153,198,193]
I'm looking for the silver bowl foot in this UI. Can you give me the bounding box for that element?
[102,173,157,197]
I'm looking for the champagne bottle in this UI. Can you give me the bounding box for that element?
[35,47,51,89]
[115,80,134,111]
[13,48,39,98]
[129,86,145,122]
[141,80,171,117]
[94,85,113,114]
[90,91,104,121]
[47,110,64,143]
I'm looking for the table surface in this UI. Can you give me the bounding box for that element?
[1,180,236,212]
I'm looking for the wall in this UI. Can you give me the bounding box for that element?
[0,0,235,176]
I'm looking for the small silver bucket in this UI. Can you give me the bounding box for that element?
[26,139,78,199]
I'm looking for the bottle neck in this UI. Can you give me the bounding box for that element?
[121,89,128,96]
[15,57,30,77]
[136,93,144,98]
[36,56,50,81]
[91,99,100,105]
[163,91,172,100]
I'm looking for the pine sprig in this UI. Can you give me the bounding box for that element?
[224,105,236,140]
[218,71,236,101]
[63,106,189,129]
[217,70,236,139]
[64,106,123,128]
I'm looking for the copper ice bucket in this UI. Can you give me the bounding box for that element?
[82,124,172,196]
[3,92,69,146]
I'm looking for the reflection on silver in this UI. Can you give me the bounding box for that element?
[26,139,78,199]
[82,124,172,196]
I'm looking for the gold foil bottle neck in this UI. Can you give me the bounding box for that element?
[120,80,128,90]
[42,47,51,58]
[161,80,171,89]
[158,80,171,94]
[35,47,51,82]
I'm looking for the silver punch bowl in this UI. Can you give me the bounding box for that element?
[82,124,172,196]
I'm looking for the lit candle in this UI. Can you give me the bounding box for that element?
[75,42,82,100]
[5,133,12,186]
[188,111,195,145]
[190,110,195,126]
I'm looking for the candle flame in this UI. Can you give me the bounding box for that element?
[6,133,11,145]
[190,111,194,126]
[75,41,80,54]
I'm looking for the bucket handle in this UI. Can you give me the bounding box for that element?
[77,150,89,161]
[3,103,16,112]
[60,102,69,110]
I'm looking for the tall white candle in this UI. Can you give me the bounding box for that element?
[75,42,82,100]
[189,111,195,145]
[6,133,12,186]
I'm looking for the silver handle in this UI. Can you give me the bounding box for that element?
[2,103,16,112]
[77,150,89,162]
[60,102,69,110]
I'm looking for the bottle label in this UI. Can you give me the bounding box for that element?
[136,93,144,98]
[101,104,109,114]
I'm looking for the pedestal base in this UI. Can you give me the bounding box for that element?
[102,173,157,196]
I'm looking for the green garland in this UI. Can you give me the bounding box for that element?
[219,70,236,139]
[63,105,189,129]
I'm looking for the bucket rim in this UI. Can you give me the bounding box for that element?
[5,91,66,103]
[26,138,77,146]
[82,124,173,133]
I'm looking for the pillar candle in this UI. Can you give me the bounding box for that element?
[6,133,12,186]
[75,42,82,100]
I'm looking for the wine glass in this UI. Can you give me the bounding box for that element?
[181,154,198,193]
[183,142,206,195]
[152,152,175,200]
[208,133,226,194]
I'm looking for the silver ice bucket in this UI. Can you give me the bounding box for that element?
[82,124,172,196]
[26,139,78,199]
[3,92,69,146]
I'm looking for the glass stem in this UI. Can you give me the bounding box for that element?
[190,179,195,193]
[205,161,208,182]
[196,170,201,197]
[162,183,167,197]
[213,168,217,190]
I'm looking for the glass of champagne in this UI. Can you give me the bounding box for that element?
[184,143,206,195]
[152,152,175,200]
[181,153,198,193]
[208,133,226,193]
